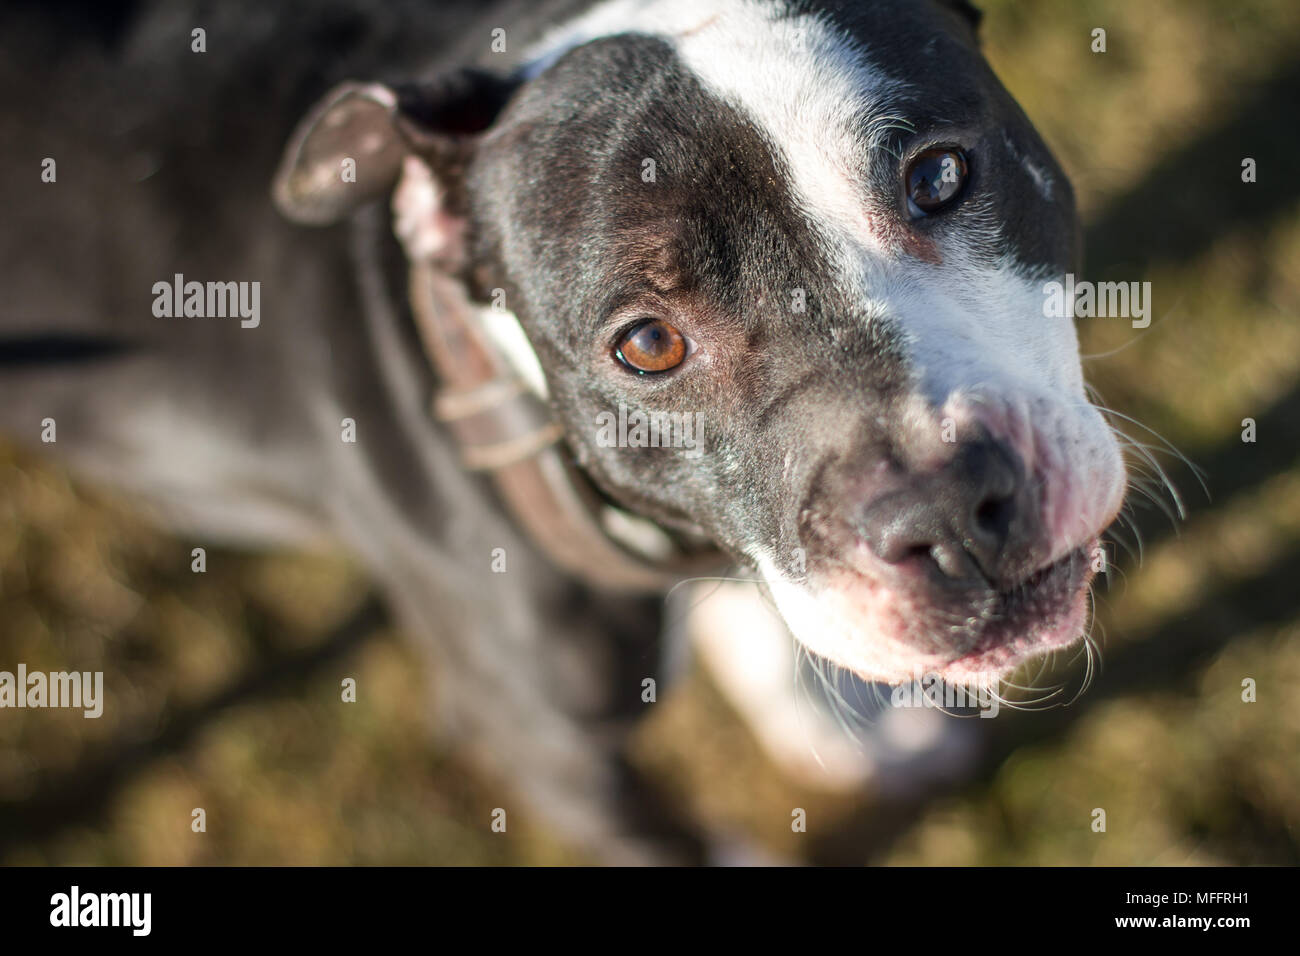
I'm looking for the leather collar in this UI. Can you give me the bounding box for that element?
[396,164,725,593]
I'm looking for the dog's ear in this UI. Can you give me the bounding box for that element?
[272,69,518,227]
[933,0,983,34]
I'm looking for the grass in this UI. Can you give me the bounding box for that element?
[1,0,1298,864]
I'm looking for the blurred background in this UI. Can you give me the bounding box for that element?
[1,0,1298,864]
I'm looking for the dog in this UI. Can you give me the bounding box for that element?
[0,0,1126,863]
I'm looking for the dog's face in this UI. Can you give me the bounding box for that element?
[280,0,1127,685]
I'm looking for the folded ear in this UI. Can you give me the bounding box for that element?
[272,70,518,227]
[934,0,982,34]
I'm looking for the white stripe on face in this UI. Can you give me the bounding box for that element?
[527,0,906,252]
[524,0,1086,404]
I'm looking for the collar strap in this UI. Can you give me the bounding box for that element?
[396,165,723,592]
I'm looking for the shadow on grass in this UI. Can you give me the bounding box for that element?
[0,597,387,858]
[1084,59,1300,280]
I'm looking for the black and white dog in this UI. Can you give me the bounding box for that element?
[0,0,1125,862]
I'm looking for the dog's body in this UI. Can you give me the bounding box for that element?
[0,0,1125,862]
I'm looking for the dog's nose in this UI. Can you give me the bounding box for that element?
[858,436,1032,588]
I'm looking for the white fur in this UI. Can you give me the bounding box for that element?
[477,304,550,399]
[527,0,907,254]
[686,577,979,789]
[752,553,940,685]
[686,578,875,789]
[1003,129,1056,202]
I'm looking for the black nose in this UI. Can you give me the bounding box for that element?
[859,436,1034,588]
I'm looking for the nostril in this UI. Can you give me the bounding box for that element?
[902,543,932,561]
[974,494,1013,540]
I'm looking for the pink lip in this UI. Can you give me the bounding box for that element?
[940,547,1096,680]
[943,599,1089,679]
[809,538,1101,685]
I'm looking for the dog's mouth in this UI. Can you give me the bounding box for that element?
[940,544,1094,679]
[763,541,1098,685]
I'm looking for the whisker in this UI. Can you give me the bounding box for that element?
[1078,293,1185,361]
[1095,405,1209,496]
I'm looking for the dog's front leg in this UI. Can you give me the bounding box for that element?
[341,505,704,864]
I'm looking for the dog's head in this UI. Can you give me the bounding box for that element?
[277,0,1126,686]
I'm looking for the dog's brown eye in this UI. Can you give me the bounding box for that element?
[906,147,968,216]
[614,319,688,374]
